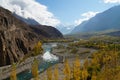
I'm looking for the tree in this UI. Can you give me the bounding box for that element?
[81,67,88,80]
[31,59,39,80]
[47,67,52,80]
[63,59,71,80]
[53,65,59,80]
[33,41,43,56]
[84,59,89,69]
[10,63,17,80]
[73,57,81,80]
[91,71,97,80]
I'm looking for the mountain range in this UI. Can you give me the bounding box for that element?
[72,5,120,34]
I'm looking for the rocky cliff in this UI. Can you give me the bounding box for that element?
[0,7,63,66]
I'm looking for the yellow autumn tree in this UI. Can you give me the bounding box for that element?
[73,57,81,80]
[91,71,97,80]
[10,63,17,80]
[81,67,88,80]
[115,71,120,80]
[63,59,71,80]
[47,67,52,80]
[53,65,59,80]
[34,41,43,56]
[84,59,89,69]
[31,59,39,80]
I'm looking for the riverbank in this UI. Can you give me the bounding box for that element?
[0,42,97,80]
[0,54,42,80]
[35,46,97,80]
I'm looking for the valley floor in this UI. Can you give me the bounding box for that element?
[35,46,97,80]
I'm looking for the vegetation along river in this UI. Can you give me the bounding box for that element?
[5,43,60,80]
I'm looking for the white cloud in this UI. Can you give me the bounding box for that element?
[74,11,99,26]
[103,0,120,3]
[0,0,60,26]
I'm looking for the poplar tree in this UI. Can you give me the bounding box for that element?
[73,57,81,80]
[81,67,88,80]
[32,59,39,80]
[47,67,52,80]
[53,65,59,80]
[63,59,71,80]
[91,71,97,80]
[10,63,17,80]
[34,41,43,55]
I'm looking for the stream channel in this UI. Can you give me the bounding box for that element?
[6,43,59,80]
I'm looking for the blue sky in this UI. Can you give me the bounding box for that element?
[0,0,119,27]
[36,0,119,25]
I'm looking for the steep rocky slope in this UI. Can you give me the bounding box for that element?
[30,25,63,39]
[0,7,63,66]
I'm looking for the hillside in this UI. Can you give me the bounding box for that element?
[72,5,120,33]
[0,7,63,66]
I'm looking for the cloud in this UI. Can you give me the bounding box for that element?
[103,0,120,3]
[74,11,99,26]
[0,0,60,26]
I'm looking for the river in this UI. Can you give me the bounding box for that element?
[4,42,97,80]
[5,43,59,80]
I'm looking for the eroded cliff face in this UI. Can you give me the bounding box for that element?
[0,7,63,66]
[0,7,39,66]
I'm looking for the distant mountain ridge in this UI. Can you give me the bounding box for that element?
[14,13,40,25]
[72,5,120,33]
[56,25,75,34]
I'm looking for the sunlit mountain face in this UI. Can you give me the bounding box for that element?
[72,5,120,34]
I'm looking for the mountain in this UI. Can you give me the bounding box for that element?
[13,13,40,25]
[105,31,120,36]
[0,7,63,67]
[56,24,75,34]
[71,21,88,33]
[72,5,120,33]
[30,25,63,38]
